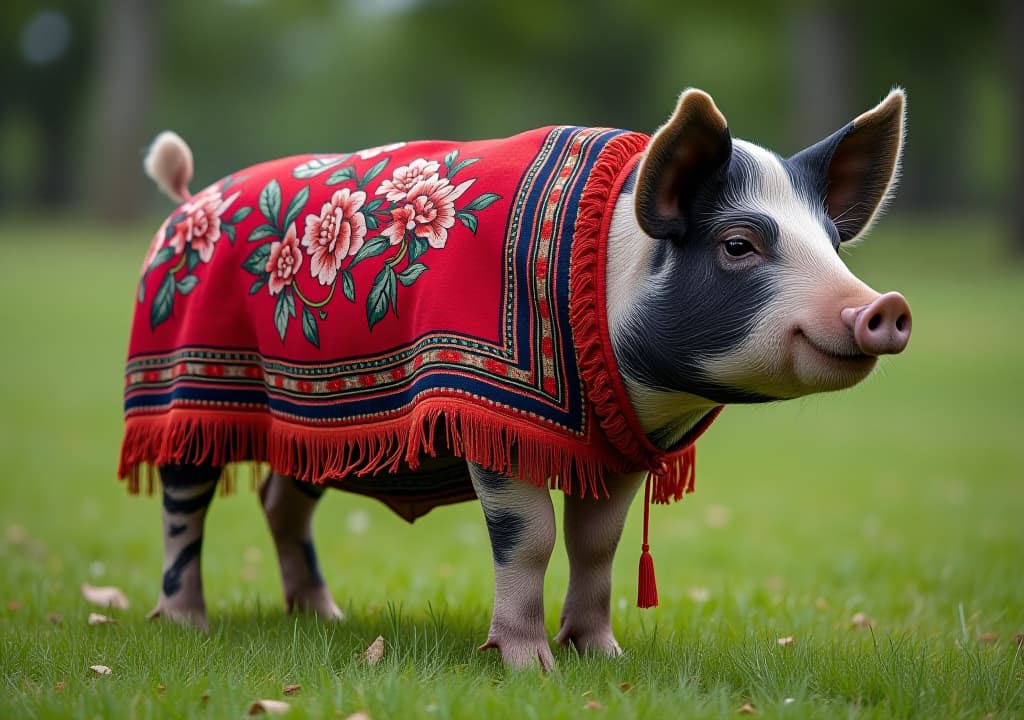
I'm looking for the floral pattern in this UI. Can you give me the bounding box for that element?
[302,188,367,286]
[140,146,502,343]
[266,226,303,295]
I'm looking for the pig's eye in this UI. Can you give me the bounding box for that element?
[723,237,755,258]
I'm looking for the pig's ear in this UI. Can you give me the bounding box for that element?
[791,89,906,243]
[635,88,732,240]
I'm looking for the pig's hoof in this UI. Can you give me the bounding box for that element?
[554,624,623,657]
[146,602,209,632]
[479,635,555,672]
[287,585,345,621]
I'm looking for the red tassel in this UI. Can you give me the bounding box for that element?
[637,474,659,608]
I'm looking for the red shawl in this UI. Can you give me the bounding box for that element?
[120,126,719,523]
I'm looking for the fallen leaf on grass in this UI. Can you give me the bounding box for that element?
[980,632,998,644]
[5,524,27,545]
[89,665,112,676]
[283,684,301,695]
[688,587,710,603]
[776,636,795,647]
[851,612,872,629]
[201,691,211,704]
[617,682,634,693]
[815,597,830,612]
[48,612,62,625]
[55,681,65,694]
[88,613,115,626]
[247,699,291,715]
[737,702,758,715]
[7,601,21,612]
[583,700,604,710]
[81,584,130,610]
[342,712,371,720]
[155,682,166,694]
[365,636,385,665]
[1016,632,1024,646]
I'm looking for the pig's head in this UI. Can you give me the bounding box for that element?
[611,88,910,431]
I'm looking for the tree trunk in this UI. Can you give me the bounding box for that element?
[1006,0,1024,256]
[91,0,155,221]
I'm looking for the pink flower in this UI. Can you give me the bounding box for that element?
[167,188,238,263]
[376,158,441,202]
[302,188,367,286]
[404,175,474,249]
[381,205,416,246]
[265,225,303,295]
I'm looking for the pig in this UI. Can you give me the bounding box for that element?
[132,87,910,671]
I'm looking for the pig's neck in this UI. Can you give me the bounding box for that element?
[605,191,717,449]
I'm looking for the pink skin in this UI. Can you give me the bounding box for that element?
[470,465,557,671]
[554,473,644,655]
[259,472,344,619]
[841,291,912,356]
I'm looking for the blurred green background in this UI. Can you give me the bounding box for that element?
[2,0,1024,237]
[1,2,1023,715]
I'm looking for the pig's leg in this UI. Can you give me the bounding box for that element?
[148,463,220,629]
[259,471,343,620]
[469,464,556,671]
[554,473,644,655]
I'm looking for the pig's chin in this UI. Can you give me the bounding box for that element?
[789,328,877,394]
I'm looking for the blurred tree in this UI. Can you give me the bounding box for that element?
[0,1,94,209]
[1005,0,1024,256]
[92,0,155,221]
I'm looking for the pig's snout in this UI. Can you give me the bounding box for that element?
[841,292,912,356]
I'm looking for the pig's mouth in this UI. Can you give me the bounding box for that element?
[794,329,876,365]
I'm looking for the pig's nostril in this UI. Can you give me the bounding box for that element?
[867,313,882,332]
[895,315,907,332]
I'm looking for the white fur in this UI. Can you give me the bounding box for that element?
[144,131,194,203]
[701,141,879,398]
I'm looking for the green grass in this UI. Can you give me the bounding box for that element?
[1,217,1022,719]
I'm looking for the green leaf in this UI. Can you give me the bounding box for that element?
[148,246,175,272]
[397,262,428,286]
[443,149,458,169]
[282,185,310,232]
[341,270,355,303]
[249,277,266,295]
[448,157,479,177]
[325,166,356,186]
[292,155,349,179]
[366,265,395,329]
[243,244,272,275]
[359,158,389,189]
[186,247,201,272]
[221,223,236,244]
[364,198,385,213]
[464,192,501,211]
[274,291,290,342]
[408,234,429,262]
[301,306,320,348]
[285,289,296,318]
[220,173,247,190]
[150,272,175,329]
[176,275,199,295]
[259,179,282,226]
[248,224,279,241]
[455,211,478,234]
[318,309,328,320]
[137,280,146,304]
[365,214,378,231]
[229,207,252,224]
[349,235,390,267]
[387,262,398,317]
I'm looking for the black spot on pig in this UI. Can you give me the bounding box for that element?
[161,481,218,515]
[482,510,524,566]
[300,539,325,587]
[162,537,203,597]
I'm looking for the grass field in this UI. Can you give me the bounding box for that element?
[1,217,1022,719]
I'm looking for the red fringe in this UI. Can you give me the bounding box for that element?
[119,399,611,498]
